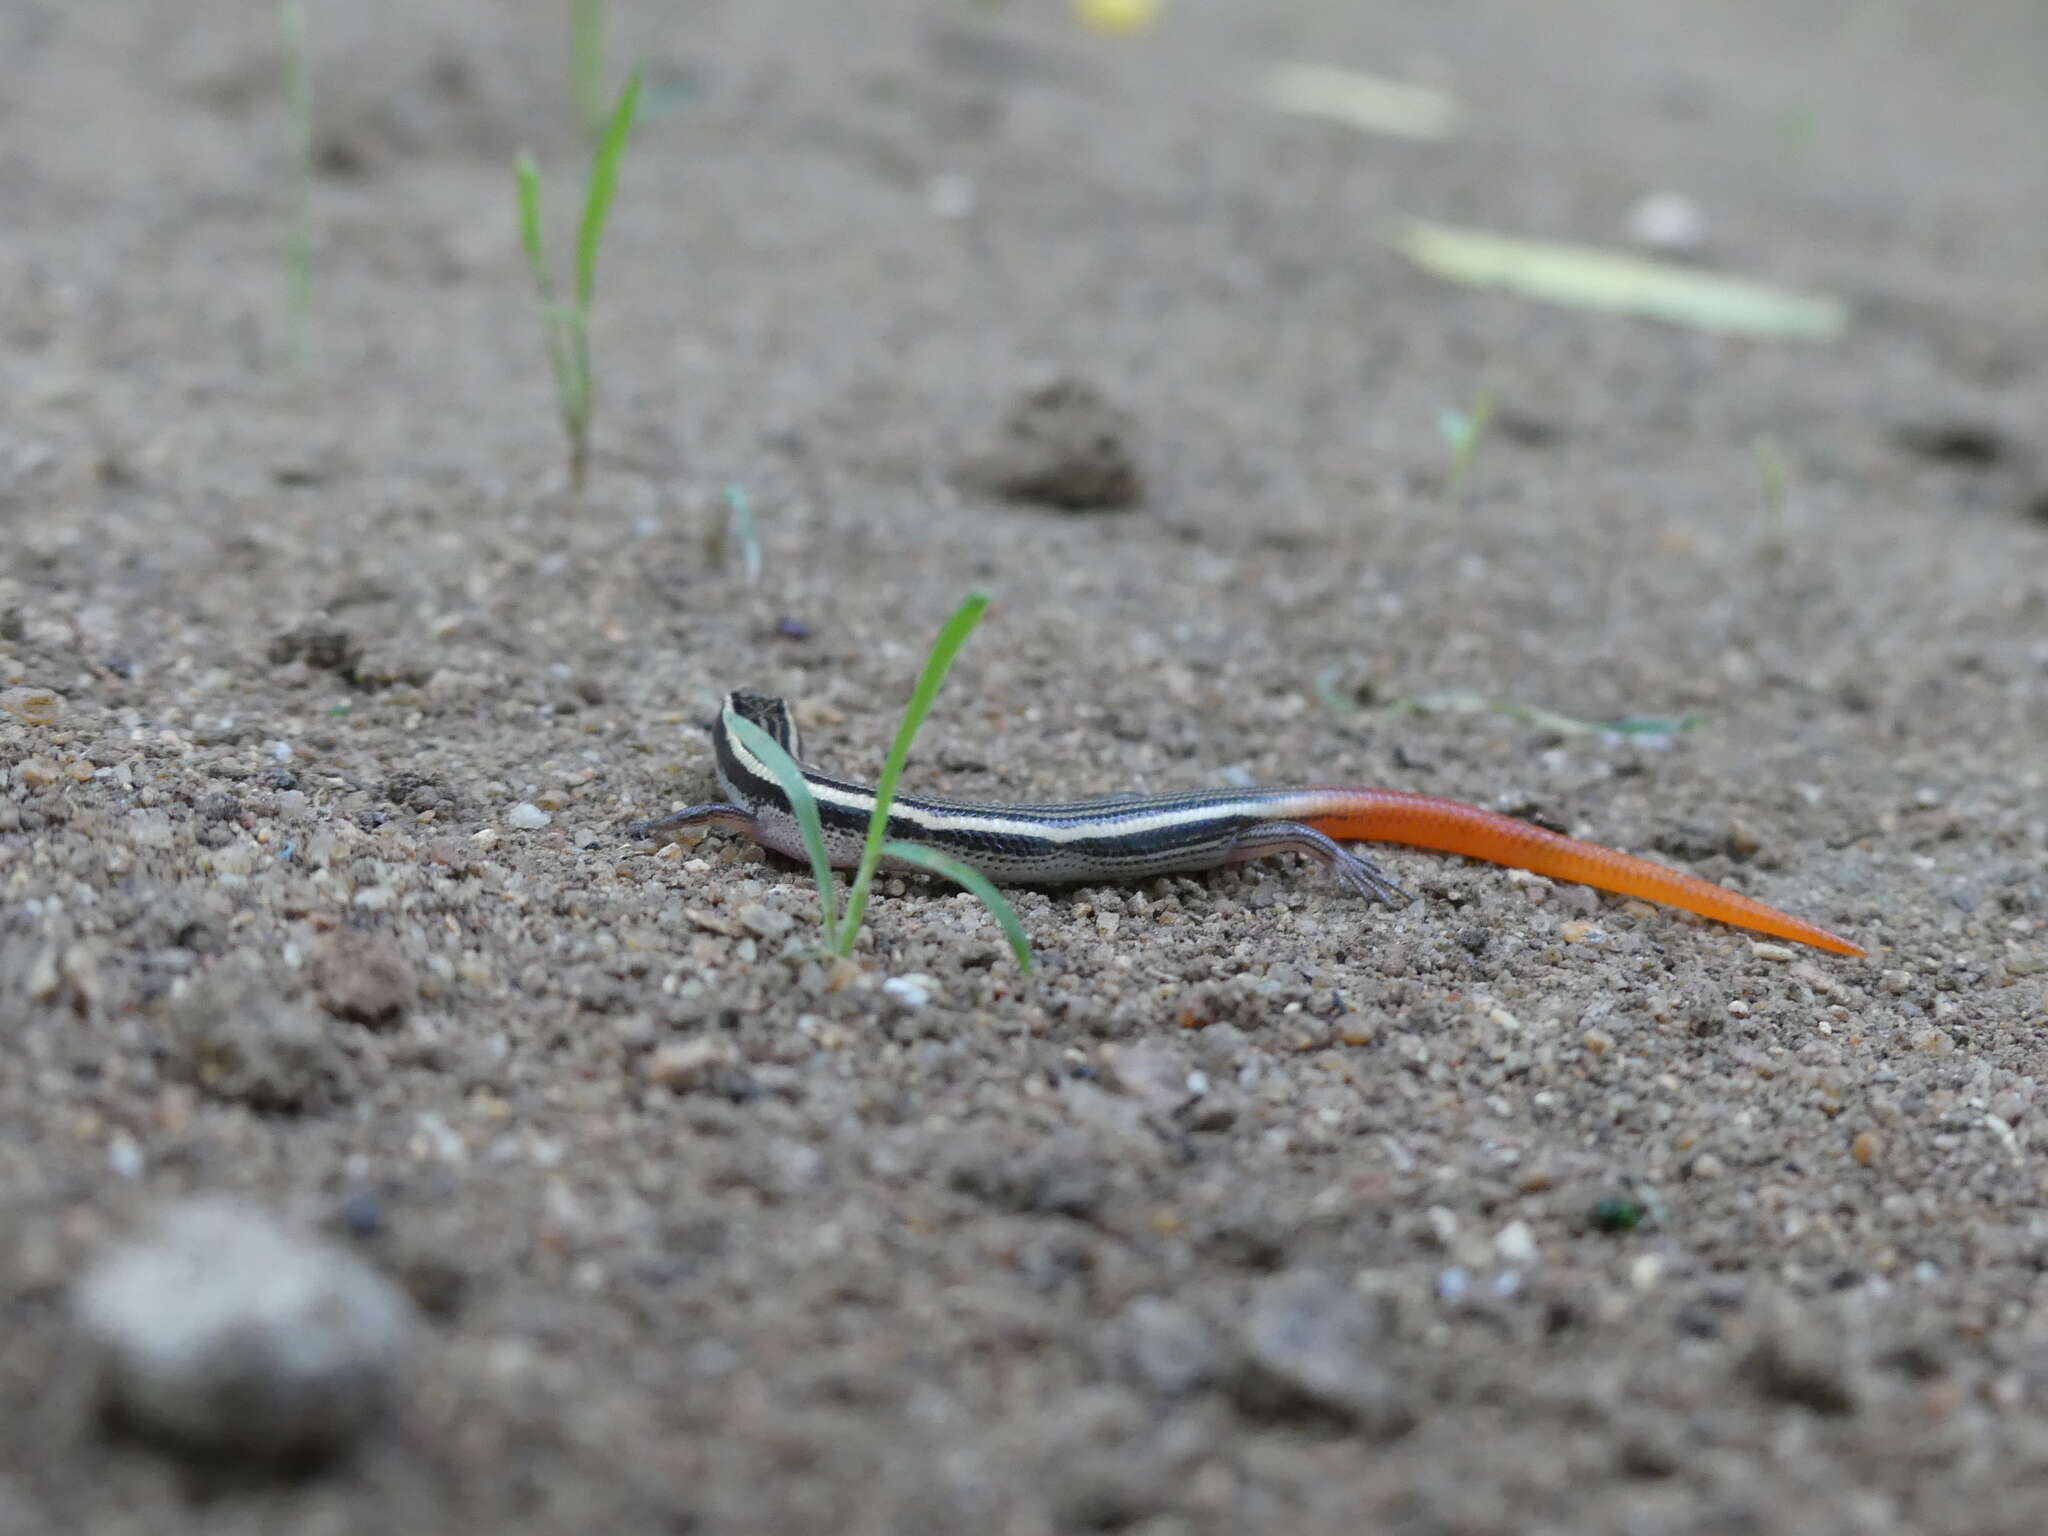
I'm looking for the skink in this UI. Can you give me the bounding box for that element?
[628,691,1865,957]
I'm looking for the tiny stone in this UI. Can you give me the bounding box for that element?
[1626,190,1708,254]
[309,932,415,1029]
[167,966,348,1112]
[1116,1297,1220,1396]
[73,1199,412,1462]
[1435,1267,1471,1302]
[107,1133,145,1180]
[1493,1220,1539,1267]
[882,975,934,1009]
[736,903,794,939]
[14,757,61,788]
[1749,942,1796,963]
[505,802,552,830]
[1334,1015,1376,1046]
[0,686,63,726]
[1582,1028,1613,1056]
[1852,1130,1881,1167]
[1912,1028,1954,1054]
[1233,1269,1410,1436]
[1739,1305,1861,1415]
[642,1036,738,1091]
[1690,1153,1726,1180]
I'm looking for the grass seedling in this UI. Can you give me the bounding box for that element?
[722,711,841,948]
[836,593,995,953]
[726,484,762,584]
[278,0,313,369]
[721,592,1033,972]
[570,0,608,140]
[1436,387,1492,499]
[515,68,641,490]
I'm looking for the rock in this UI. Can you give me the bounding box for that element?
[642,1035,740,1091]
[0,685,63,726]
[953,378,1144,511]
[505,801,552,830]
[1115,1296,1220,1396]
[1493,1219,1539,1267]
[950,1135,1110,1219]
[309,931,415,1029]
[167,965,350,1111]
[1625,190,1709,255]
[880,974,932,1009]
[1738,1303,1862,1415]
[1232,1269,1412,1435]
[266,622,362,677]
[736,903,795,940]
[1099,1039,1195,1117]
[73,1199,413,1462]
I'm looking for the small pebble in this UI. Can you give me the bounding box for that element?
[1493,1220,1539,1267]
[1233,1269,1410,1435]
[1852,1130,1881,1167]
[882,974,935,1009]
[0,685,63,726]
[642,1036,738,1091]
[1626,190,1709,254]
[73,1199,412,1462]
[736,903,794,939]
[1116,1296,1220,1396]
[505,802,552,830]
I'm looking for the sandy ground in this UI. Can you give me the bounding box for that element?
[5,1,2048,1531]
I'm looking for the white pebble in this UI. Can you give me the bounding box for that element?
[505,802,552,830]
[1493,1219,1539,1267]
[925,172,977,220]
[1626,190,1708,254]
[882,975,934,1009]
[73,1199,412,1461]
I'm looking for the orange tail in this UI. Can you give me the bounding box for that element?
[1302,791,1864,957]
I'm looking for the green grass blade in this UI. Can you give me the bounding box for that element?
[576,69,641,314]
[880,841,1033,973]
[723,710,840,949]
[835,591,990,954]
[725,484,762,583]
[514,153,555,304]
[1390,217,1847,339]
[571,0,607,140]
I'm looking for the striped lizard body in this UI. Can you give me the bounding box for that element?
[628,690,1865,957]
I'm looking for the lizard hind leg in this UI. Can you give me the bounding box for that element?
[627,802,763,845]
[1220,821,1412,905]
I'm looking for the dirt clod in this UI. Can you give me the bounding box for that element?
[953,378,1144,511]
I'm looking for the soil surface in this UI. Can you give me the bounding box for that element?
[6,2,2048,1532]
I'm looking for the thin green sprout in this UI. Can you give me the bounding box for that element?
[1437,386,1493,497]
[1315,669,1697,739]
[723,710,840,949]
[513,69,641,488]
[571,0,608,140]
[878,842,1033,973]
[726,484,761,584]
[835,593,991,952]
